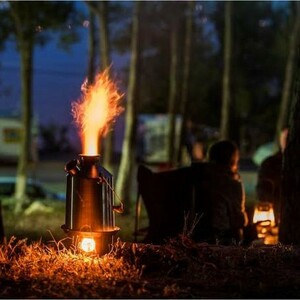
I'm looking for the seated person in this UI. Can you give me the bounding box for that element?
[256,127,288,225]
[192,140,248,245]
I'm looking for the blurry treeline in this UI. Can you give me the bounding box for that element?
[105,1,296,149]
[15,1,298,155]
[0,1,299,214]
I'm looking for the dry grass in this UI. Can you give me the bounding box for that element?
[1,234,300,298]
[0,237,142,298]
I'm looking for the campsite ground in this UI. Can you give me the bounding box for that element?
[3,157,300,299]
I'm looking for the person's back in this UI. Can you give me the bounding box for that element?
[256,127,288,225]
[205,140,248,244]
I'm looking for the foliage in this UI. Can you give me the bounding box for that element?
[0,1,81,51]
[0,235,300,298]
[109,1,291,143]
[138,2,287,140]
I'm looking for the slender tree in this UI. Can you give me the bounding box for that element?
[220,1,232,140]
[10,4,33,214]
[167,19,179,166]
[87,8,97,85]
[116,2,141,214]
[177,1,195,165]
[97,2,115,171]
[279,40,300,244]
[275,2,300,139]
[85,2,111,69]
[86,1,114,171]
[0,2,77,214]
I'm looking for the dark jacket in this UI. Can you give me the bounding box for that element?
[256,151,282,223]
[192,162,248,244]
[210,164,248,239]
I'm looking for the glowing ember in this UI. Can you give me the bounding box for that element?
[72,68,123,155]
[80,237,96,252]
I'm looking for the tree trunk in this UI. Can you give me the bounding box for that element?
[279,43,300,245]
[8,2,77,214]
[167,18,179,166]
[220,1,232,140]
[275,2,300,140]
[97,2,114,171]
[116,2,141,214]
[97,1,110,70]
[86,1,113,168]
[177,1,195,165]
[87,8,97,85]
[14,39,33,214]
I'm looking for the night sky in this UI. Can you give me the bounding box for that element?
[0,1,128,150]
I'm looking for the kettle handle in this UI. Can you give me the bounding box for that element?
[113,202,124,214]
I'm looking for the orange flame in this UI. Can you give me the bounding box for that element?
[72,69,123,155]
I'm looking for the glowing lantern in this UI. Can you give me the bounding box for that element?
[253,202,277,243]
[61,69,124,255]
[253,202,275,226]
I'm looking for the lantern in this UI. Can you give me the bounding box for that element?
[252,202,277,244]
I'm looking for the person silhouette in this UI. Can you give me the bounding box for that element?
[207,140,248,244]
[256,127,289,225]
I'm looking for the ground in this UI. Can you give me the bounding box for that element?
[1,235,300,298]
[2,157,294,298]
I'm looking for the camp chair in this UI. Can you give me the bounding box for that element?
[134,164,193,244]
[190,162,215,243]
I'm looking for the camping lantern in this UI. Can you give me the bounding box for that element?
[61,154,122,256]
[252,202,277,243]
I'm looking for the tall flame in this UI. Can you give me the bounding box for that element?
[72,69,123,155]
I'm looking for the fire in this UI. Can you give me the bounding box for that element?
[79,237,96,252]
[72,68,123,155]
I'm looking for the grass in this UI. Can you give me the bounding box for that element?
[1,197,148,244]
[0,237,141,298]
[0,234,300,298]
[1,169,257,245]
[2,200,66,242]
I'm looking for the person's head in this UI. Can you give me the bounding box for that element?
[208,140,240,173]
[192,140,205,162]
